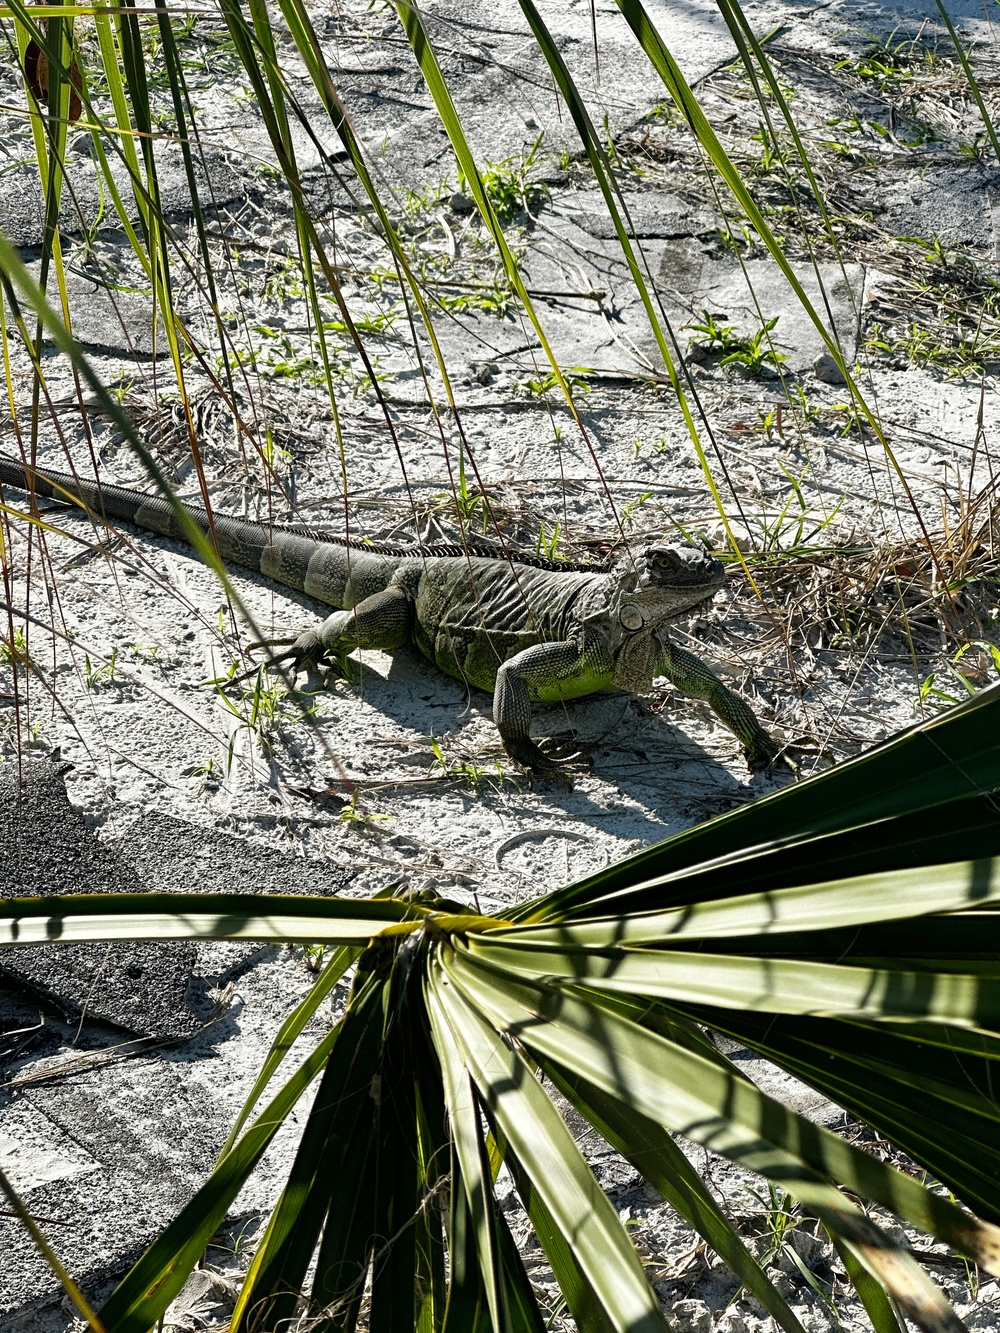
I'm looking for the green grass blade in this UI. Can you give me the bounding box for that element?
[308,1115,376,1332]
[933,0,1000,165]
[0,1165,107,1333]
[0,233,268,644]
[369,978,421,1333]
[388,0,591,431]
[513,0,743,549]
[612,0,841,364]
[220,944,360,1155]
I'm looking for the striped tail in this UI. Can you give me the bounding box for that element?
[0,452,394,611]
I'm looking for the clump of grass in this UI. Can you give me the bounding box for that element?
[462,133,551,223]
[686,310,786,376]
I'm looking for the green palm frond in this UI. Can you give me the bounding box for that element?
[3,689,1000,1331]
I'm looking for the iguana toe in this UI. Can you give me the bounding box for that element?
[504,735,577,782]
[539,734,591,764]
[744,734,788,773]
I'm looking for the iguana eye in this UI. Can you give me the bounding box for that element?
[652,553,672,568]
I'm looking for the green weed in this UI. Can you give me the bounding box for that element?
[622,493,654,529]
[534,520,565,561]
[463,134,551,224]
[84,649,120,690]
[917,641,1000,713]
[0,628,36,671]
[522,366,593,398]
[741,1185,838,1321]
[338,788,394,830]
[687,310,786,376]
[427,734,500,791]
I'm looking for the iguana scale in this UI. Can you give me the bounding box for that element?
[0,453,779,773]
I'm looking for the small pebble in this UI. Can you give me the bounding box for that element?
[670,1298,712,1333]
[812,350,845,384]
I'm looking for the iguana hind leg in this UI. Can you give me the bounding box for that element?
[287,586,413,668]
[658,640,780,770]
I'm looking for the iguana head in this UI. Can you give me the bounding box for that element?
[615,542,725,627]
[602,542,724,693]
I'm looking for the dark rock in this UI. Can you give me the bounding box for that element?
[0,760,199,1042]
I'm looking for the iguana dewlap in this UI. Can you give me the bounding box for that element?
[0,453,779,774]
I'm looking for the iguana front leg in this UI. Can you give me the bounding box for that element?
[657,638,780,770]
[494,641,599,776]
[287,586,413,666]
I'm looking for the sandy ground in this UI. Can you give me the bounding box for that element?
[2,0,1000,1325]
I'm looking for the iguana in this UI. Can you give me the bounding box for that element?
[0,452,780,774]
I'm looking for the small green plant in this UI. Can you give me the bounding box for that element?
[622,493,654,529]
[748,468,844,557]
[748,123,798,182]
[789,383,823,424]
[633,433,671,458]
[292,942,334,974]
[719,317,786,377]
[434,279,518,320]
[262,254,307,303]
[830,400,870,438]
[646,99,680,125]
[431,451,491,535]
[182,757,217,780]
[686,309,744,357]
[756,405,781,439]
[523,366,593,398]
[27,717,48,746]
[213,667,289,767]
[0,627,36,670]
[464,134,550,224]
[706,221,760,255]
[532,520,567,562]
[401,179,448,222]
[261,427,294,472]
[427,733,499,791]
[84,648,120,690]
[897,234,953,268]
[338,788,394,830]
[742,1185,837,1319]
[322,305,401,337]
[917,642,1000,714]
[688,312,786,376]
[129,640,161,662]
[960,134,989,163]
[835,27,941,91]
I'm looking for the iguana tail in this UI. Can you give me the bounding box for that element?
[0,451,395,610]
